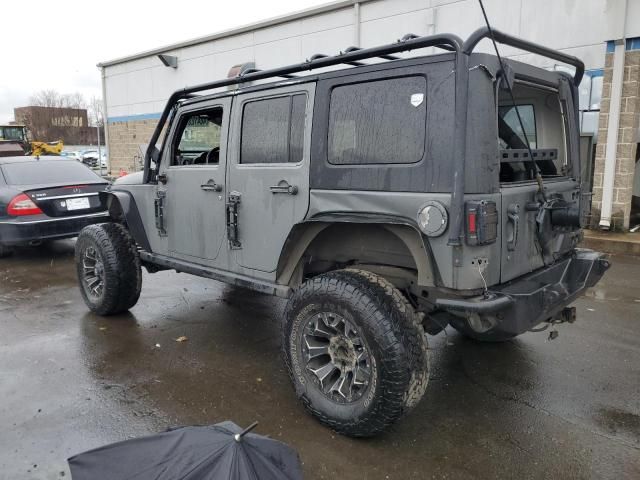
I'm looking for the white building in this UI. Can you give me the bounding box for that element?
[99,0,640,230]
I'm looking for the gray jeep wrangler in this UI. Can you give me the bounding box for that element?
[75,27,610,437]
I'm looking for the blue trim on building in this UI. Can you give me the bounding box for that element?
[586,68,604,78]
[606,37,640,53]
[626,37,640,51]
[107,112,161,124]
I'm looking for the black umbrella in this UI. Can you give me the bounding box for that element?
[68,421,303,480]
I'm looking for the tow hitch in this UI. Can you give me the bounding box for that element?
[540,306,577,340]
[551,306,577,324]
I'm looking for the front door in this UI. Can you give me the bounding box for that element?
[161,97,231,268]
[226,84,314,278]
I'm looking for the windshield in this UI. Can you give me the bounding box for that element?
[1,160,103,185]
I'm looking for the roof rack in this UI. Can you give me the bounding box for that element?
[145,31,464,170]
[144,27,585,246]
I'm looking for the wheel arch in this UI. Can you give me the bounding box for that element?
[276,216,437,288]
[100,190,152,252]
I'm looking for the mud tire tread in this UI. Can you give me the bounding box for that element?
[283,268,429,437]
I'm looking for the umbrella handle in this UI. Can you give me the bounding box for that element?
[234,421,259,442]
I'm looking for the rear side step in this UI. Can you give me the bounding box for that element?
[139,251,291,298]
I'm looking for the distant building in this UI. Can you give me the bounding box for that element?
[14,106,103,146]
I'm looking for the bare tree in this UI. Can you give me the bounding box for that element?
[29,89,63,108]
[88,96,104,127]
[18,89,104,143]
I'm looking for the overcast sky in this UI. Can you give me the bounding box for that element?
[0,0,330,123]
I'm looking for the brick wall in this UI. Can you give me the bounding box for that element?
[591,50,640,230]
[106,119,159,174]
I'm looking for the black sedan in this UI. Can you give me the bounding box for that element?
[0,156,110,257]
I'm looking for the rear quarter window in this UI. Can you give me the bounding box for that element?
[1,161,103,185]
[240,94,307,164]
[328,76,427,165]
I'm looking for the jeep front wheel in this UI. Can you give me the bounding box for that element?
[283,269,429,437]
[75,223,142,315]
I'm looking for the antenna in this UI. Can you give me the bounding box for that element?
[477,0,547,201]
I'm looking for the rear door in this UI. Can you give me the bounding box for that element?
[160,97,231,267]
[226,84,314,277]
[498,80,580,282]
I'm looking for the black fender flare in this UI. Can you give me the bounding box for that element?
[276,213,440,287]
[99,190,152,252]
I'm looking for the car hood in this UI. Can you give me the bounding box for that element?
[114,171,144,185]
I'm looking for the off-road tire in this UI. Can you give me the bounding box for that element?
[75,222,142,315]
[283,268,429,437]
[0,243,14,258]
[449,318,518,342]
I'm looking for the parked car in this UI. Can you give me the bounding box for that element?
[74,27,609,437]
[0,156,109,257]
[81,150,107,169]
[61,150,83,162]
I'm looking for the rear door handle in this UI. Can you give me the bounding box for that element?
[201,179,222,192]
[270,181,298,195]
[507,203,520,251]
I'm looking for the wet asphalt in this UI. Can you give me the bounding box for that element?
[0,240,638,480]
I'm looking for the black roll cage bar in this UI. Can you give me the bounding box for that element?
[142,26,585,246]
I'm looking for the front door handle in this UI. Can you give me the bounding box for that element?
[201,179,222,192]
[507,203,520,251]
[270,181,298,195]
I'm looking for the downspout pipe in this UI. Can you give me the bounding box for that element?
[353,2,360,47]
[600,0,630,230]
[100,66,110,173]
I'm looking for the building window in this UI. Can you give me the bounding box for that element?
[240,94,307,164]
[328,76,427,165]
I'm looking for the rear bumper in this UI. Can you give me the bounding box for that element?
[436,249,610,336]
[0,212,109,246]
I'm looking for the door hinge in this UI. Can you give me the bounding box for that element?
[155,190,167,236]
[227,191,241,249]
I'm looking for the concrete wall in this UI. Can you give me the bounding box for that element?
[102,0,640,178]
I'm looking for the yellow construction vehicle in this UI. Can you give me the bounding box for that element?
[0,124,30,156]
[30,140,64,156]
[0,125,63,156]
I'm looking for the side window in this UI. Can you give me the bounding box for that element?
[240,94,307,164]
[328,76,427,165]
[172,107,223,166]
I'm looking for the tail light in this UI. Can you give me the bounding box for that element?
[7,193,44,216]
[466,200,498,245]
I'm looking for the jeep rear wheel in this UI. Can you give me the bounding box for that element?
[283,268,429,437]
[75,223,142,315]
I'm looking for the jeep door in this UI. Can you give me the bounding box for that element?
[159,97,231,267]
[226,84,314,278]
